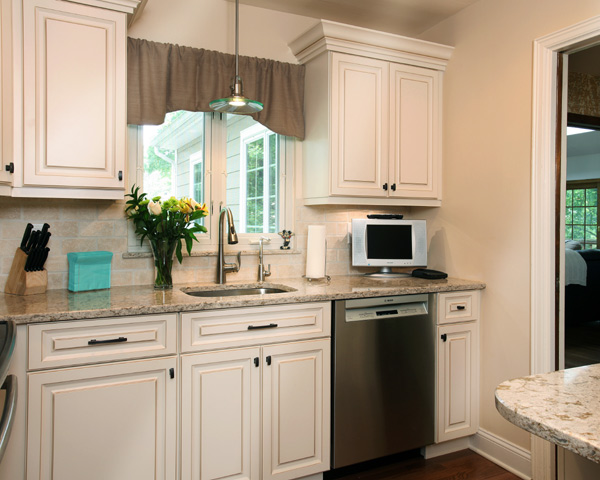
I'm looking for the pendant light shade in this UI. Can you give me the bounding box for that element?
[210,0,263,115]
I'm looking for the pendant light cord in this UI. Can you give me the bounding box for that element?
[235,0,239,80]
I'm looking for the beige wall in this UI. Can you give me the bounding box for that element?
[416,0,600,451]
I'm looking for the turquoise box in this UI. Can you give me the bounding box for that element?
[67,251,113,292]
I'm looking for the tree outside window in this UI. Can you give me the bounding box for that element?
[566,180,599,249]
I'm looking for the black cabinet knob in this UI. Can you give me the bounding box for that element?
[5,162,14,174]
[441,334,447,342]
[383,183,388,191]
[391,183,396,191]
[118,170,123,181]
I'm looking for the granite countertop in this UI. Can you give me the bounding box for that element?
[495,364,600,464]
[0,275,484,325]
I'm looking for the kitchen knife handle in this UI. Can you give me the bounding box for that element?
[20,223,33,250]
[88,337,128,346]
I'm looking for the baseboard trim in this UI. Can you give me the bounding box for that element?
[469,428,532,480]
[421,437,471,459]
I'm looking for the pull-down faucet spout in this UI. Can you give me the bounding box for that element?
[217,207,241,284]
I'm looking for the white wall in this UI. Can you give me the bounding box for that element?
[416,0,600,453]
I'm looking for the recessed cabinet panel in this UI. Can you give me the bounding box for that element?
[23,0,125,190]
[331,53,388,197]
[437,322,479,442]
[262,340,330,480]
[389,64,440,199]
[181,348,260,480]
[27,357,177,480]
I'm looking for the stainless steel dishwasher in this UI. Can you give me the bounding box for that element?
[331,294,436,469]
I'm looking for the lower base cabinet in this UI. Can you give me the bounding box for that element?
[26,356,177,480]
[181,339,331,480]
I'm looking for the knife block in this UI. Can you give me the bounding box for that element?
[4,248,47,295]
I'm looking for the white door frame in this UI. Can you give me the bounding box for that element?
[531,14,600,478]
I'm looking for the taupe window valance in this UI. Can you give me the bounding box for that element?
[127,37,305,139]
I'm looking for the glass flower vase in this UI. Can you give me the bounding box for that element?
[149,237,177,289]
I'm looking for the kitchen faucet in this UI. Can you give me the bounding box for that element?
[257,236,271,282]
[216,207,241,284]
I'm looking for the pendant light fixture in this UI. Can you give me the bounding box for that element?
[209,0,263,115]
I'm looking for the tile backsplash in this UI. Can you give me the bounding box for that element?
[0,197,407,291]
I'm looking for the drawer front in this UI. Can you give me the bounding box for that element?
[181,302,331,353]
[28,314,177,370]
[438,291,479,325]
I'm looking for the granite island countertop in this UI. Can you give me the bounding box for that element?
[495,364,600,464]
[0,275,485,325]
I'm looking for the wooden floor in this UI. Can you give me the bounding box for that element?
[326,449,520,480]
[565,319,600,368]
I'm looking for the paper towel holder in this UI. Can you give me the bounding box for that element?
[303,240,330,283]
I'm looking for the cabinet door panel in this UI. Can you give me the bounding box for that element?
[389,64,440,199]
[23,0,125,189]
[262,339,330,480]
[331,53,388,197]
[437,322,479,442]
[181,348,260,480]
[27,357,177,480]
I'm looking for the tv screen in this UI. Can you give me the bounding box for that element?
[366,224,413,259]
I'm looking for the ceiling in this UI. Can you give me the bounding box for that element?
[235,0,480,37]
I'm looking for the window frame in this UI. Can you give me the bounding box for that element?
[126,113,294,253]
[565,178,600,250]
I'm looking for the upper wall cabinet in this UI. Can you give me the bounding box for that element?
[290,21,453,207]
[0,0,142,199]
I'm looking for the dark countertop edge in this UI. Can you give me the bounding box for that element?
[2,278,486,326]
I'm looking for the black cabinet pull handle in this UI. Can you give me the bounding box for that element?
[248,323,278,330]
[382,183,388,191]
[169,368,175,379]
[391,183,396,191]
[254,357,259,367]
[266,355,272,366]
[456,305,466,310]
[88,336,127,345]
[5,162,14,174]
[118,170,123,181]
[441,334,447,342]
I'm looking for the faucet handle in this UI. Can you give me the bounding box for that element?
[264,264,271,277]
[235,251,242,271]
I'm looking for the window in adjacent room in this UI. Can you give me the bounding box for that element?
[565,180,600,249]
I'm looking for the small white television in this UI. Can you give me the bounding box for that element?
[351,218,427,276]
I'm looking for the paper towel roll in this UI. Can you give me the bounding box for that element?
[306,225,326,278]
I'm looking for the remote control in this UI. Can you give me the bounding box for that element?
[411,268,448,279]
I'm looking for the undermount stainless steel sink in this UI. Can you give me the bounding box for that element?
[182,284,296,298]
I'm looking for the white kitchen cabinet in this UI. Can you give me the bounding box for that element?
[263,340,330,480]
[181,347,261,480]
[181,339,330,480]
[26,356,178,480]
[181,303,331,480]
[290,20,452,207]
[0,0,139,199]
[435,291,480,443]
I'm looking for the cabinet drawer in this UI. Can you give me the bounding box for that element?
[28,314,177,370]
[181,302,331,353]
[437,291,480,325]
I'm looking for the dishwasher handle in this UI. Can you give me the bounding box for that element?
[0,375,18,462]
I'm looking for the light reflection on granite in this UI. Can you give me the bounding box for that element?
[495,365,600,464]
[0,275,485,325]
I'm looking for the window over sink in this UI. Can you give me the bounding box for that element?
[128,112,294,252]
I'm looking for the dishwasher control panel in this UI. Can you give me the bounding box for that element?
[345,295,428,322]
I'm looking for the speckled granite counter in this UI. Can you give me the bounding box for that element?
[0,275,484,325]
[495,364,600,464]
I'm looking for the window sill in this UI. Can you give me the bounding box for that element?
[122,249,301,259]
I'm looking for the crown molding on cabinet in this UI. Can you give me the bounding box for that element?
[289,19,454,70]
[62,0,146,22]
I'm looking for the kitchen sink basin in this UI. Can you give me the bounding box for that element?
[182,284,296,297]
